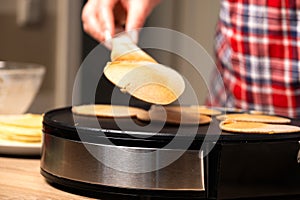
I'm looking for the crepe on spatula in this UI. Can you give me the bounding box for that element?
[104,34,185,105]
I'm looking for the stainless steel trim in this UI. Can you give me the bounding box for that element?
[41,134,205,191]
[297,141,300,164]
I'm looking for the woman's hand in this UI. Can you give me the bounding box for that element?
[82,0,161,42]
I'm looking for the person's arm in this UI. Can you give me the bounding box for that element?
[82,0,161,42]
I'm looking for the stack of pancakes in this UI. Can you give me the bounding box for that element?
[0,114,43,143]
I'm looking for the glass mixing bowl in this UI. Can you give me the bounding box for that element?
[0,61,45,114]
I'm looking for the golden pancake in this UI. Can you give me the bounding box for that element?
[220,120,300,134]
[136,106,212,125]
[0,133,41,143]
[72,104,146,118]
[0,114,42,128]
[159,105,221,116]
[216,113,291,124]
[131,84,178,106]
[191,106,222,116]
[0,113,43,143]
[104,61,185,105]
[0,124,41,137]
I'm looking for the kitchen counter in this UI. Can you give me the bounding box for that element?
[0,156,93,200]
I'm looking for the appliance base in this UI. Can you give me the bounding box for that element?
[41,169,205,200]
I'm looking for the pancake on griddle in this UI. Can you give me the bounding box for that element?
[136,105,212,125]
[220,120,300,134]
[216,113,291,124]
[158,105,221,116]
[72,104,146,118]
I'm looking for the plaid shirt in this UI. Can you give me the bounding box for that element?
[207,0,300,118]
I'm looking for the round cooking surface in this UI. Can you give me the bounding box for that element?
[43,107,300,148]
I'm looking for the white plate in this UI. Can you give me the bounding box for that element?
[0,139,41,156]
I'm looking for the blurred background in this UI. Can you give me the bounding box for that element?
[0,0,220,113]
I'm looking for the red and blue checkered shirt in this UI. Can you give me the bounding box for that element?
[207,0,300,118]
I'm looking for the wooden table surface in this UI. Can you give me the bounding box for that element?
[0,156,93,200]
